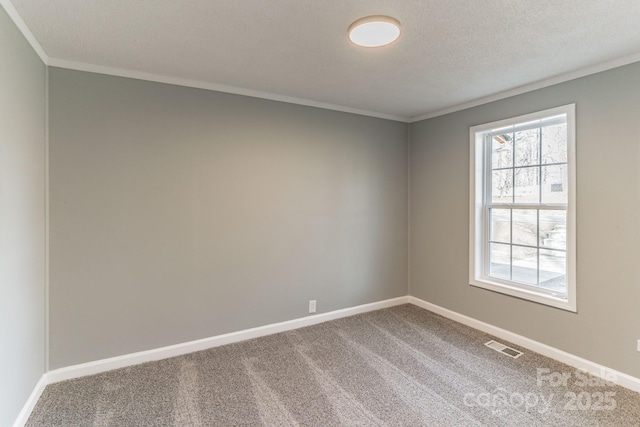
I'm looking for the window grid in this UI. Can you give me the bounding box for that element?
[491,161,567,172]
[470,104,575,312]
[484,124,568,290]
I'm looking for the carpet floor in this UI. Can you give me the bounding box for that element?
[27,304,640,426]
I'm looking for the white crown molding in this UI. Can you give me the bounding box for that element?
[1,0,407,123]
[46,296,410,384]
[410,52,640,123]
[47,58,409,123]
[0,0,48,64]
[49,51,640,125]
[4,0,640,124]
[408,296,640,394]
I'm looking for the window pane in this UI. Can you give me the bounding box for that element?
[541,123,567,164]
[514,167,539,204]
[512,209,537,246]
[472,106,574,310]
[539,249,566,292]
[514,128,539,167]
[491,170,513,203]
[490,209,511,243]
[489,243,510,280]
[542,164,567,204]
[540,210,566,250]
[492,134,513,169]
[512,246,537,285]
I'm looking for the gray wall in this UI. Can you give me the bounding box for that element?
[410,61,640,378]
[0,6,46,426]
[48,68,408,369]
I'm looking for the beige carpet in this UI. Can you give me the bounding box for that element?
[28,304,640,426]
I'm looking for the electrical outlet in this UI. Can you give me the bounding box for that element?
[309,300,316,314]
[637,340,640,352]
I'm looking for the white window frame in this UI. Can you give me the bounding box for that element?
[469,104,576,312]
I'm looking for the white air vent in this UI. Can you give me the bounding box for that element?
[484,340,523,358]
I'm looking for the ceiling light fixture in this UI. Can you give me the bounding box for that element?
[348,16,401,48]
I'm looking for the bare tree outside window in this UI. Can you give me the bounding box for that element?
[488,117,568,292]
[470,105,575,311]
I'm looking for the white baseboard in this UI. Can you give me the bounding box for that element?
[13,374,48,427]
[408,296,640,393]
[47,296,410,384]
[18,294,639,426]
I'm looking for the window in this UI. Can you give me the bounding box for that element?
[469,105,576,311]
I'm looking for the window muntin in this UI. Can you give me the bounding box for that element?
[470,105,576,311]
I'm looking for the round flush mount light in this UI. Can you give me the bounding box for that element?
[348,16,401,48]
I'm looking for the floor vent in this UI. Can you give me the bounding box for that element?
[484,340,523,358]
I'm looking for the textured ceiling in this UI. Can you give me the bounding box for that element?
[8,0,640,120]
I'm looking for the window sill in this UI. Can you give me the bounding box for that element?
[469,277,576,312]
